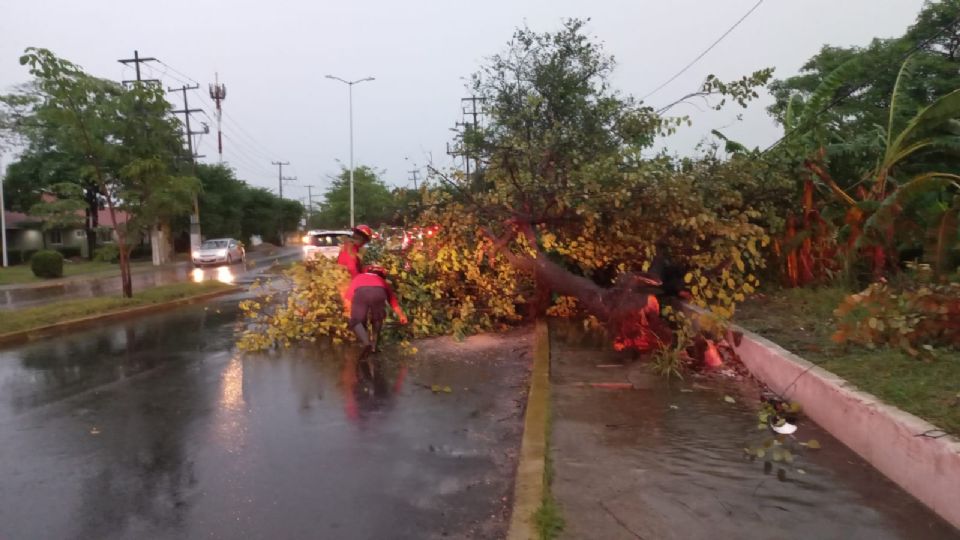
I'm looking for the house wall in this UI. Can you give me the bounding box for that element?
[13,229,44,251]
[46,228,88,256]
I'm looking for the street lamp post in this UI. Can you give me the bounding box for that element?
[325,74,375,229]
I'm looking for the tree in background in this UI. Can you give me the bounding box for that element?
[309,165,398,229]
[4,49,198,297]
[2,84,103,258]
[195,164,247,239]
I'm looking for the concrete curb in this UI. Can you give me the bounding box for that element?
[731,325,960,530]
[507,320,550,540]
[0,286,240,348]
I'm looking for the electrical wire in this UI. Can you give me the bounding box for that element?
[642,0,765,102]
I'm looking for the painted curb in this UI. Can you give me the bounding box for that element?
[507,320,550,540]
[0,286,240,347]
[731,325,960,530]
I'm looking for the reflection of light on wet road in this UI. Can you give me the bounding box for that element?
[215,356,248,452]
[191,267,235,284]
[221,356,244,411]
[216,267,235,284]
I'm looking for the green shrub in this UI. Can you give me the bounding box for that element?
[30,250,64,279]
[93,244,120,263]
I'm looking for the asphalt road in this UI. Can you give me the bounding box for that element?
[0,293,529,540]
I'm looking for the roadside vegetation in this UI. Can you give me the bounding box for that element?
[736,287,960,435]
[0,281,233,336]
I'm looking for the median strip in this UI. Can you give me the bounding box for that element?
[0,281,238,346]
[508,320,554,540]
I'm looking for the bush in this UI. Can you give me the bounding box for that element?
[833,282,960,354]
[93,245,120,263]
[30,250,64,279]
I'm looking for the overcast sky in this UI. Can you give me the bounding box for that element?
[1,0,928,203]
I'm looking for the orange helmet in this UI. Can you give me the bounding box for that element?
[352,224,373,241]
[363,265,388,278]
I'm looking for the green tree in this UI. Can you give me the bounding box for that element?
[196,163,247,239]
[310,165,396,228]
[7,48,198,297]
[768,0,960,182]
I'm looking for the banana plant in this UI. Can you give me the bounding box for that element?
[806,56,960,278]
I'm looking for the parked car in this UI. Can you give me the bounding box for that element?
[302,230,352,261]
[193,238,245,267]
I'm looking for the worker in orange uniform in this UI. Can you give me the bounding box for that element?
[337,224,373,277]
[346,265,408,355]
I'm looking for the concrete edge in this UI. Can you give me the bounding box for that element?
[507,320,550,540]
[0,286,241,348]
[731,324,960,530]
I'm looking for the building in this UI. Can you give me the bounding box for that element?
[2,206,133,264]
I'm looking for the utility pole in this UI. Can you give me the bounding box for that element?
[169,84,206,258]
[118,50,160,86]
[271,161,292,246]
[303,185,316,223]
[209,73,227,163]
[460,96,485,177]
[407,169,420,190]
[272,161,291,199]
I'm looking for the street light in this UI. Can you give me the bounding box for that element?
[325,74,375,229]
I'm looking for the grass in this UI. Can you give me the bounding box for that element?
[534,408,565,540]
[0,281,234,335]
[0,260,155,286]
[735,286,960,435]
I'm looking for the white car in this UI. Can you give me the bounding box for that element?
[193,238,245,267]
[302,230,352,261]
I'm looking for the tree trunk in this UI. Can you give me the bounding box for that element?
[104,195,132,298]
[84,186,98,260]
[486,222,671,351]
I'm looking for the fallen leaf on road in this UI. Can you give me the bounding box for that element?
[89,427,101,435]
[723,395,736,404]
[804,439,821,449]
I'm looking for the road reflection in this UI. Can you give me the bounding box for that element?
[340,353,407,424]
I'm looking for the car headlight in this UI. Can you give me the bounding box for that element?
[217,249,227,257]
[192,250,200,258]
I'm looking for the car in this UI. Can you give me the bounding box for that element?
[193,238,245,267]
[302,230,352,261]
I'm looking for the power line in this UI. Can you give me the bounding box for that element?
[641,0,765,102]
[152,60,281,162]
[762,12,960,153]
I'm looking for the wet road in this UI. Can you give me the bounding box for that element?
[0,248,301,310]
[549,321,960,539]
[0,295,529,539]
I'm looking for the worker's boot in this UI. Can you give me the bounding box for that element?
[353,324,372,358]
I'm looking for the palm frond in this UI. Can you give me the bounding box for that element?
[887,88,960,168]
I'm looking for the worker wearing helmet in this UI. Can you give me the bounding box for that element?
[337,224,373,277]
[346,264,408,355]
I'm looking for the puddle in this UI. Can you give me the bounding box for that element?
[549,320,959,539]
